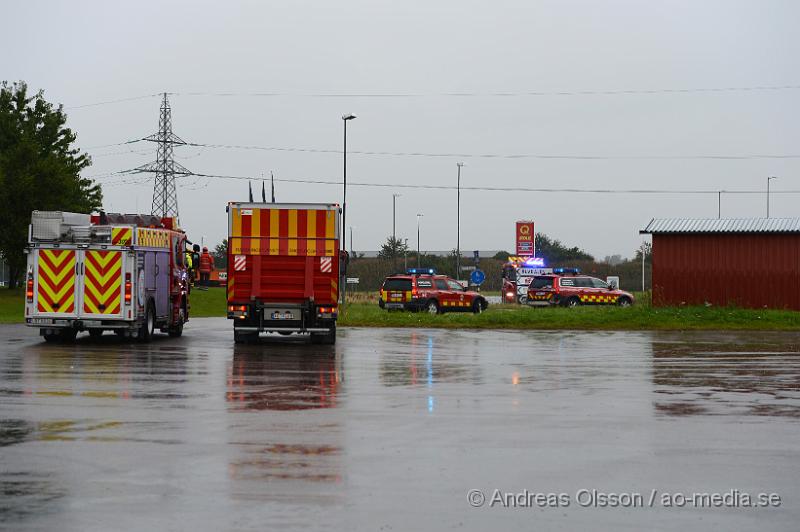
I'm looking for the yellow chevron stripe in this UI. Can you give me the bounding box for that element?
[87,251,120,268]
[84,263,122,287]
[41,250,72,268]
[38,262,74,286]
[39,280,75,303]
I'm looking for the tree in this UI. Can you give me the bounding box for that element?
[377,236,409,259]
[212,239,228,268]
[0,82,101,287]
[493,251,511,261]
[634,242,652,262]
[535,233,594,263]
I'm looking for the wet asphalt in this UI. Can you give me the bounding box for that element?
[1,320,799,531]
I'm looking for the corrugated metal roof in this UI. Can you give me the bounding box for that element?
[640,218,800,234]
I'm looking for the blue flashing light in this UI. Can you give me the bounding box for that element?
[407,268,436,275]
[524,257,545,267]
[553,267,581,274]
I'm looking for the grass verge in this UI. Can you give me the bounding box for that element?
[3,287,799,330]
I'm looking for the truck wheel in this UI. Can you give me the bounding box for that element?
[426,300,440,315]
[311,324,336,345]
[617,296,633,307]
[89,329,104,339]
[168,306,185,337]
[43,332,60,343]
[138,303,155,342]
[517,294,528,305]
[565,296,581,308]
[234,329,257,344]
[472,299,484,314]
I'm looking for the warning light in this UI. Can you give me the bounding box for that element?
[553,267,580,274]
[124,273,132,304]
[407,268,435,275]
[524,257,545,267]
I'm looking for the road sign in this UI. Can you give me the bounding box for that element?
[470,269,486,285]
[346,277,360,284]
[460,265,476,272]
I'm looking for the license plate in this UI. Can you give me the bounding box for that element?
[271,311,294,320]
[386,303,403,309]
[390,292,403,300]
[30,318,52,325]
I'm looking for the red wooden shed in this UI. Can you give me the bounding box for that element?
[640,218,800,310]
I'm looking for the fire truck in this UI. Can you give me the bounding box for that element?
[226,202,340,344]
[501,256,550,304]
[24,211,190,342]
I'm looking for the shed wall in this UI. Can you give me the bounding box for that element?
[652,234,800,310]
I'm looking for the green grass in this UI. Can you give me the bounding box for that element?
[0,289,25,323]
[338,302,800,331]
[188,286,228,317]
[3,287,800,331]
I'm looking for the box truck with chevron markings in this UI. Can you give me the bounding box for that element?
[226,202,341,344]
[24,211,190,342]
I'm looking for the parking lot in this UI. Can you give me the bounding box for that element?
[2,320,799,531]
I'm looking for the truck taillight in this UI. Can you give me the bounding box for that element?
[26,275,34,302]
[412,287,418,298]
[228,305,247,312]
[317,306,338,315]
[124,273,132,304]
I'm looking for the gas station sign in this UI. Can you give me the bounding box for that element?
[516,221,535,256]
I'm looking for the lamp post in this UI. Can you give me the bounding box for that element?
[341,114,356,307]
[767,176,777,218]
[349,226,354,256]
[416,213,424,268]
[404,238,408,271]
[456,162,464,280]
[392,194,401,241]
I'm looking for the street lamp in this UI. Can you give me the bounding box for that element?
[416,213,424,268]
[341,114,356,307]
[767,176,777,218]
[456,162,464,280]
[392,193,401,241]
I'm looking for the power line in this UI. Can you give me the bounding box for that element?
[63,84,800,110]
[65,94,160,110]
[170,84,800,98]
[114,170,798,195]
[183,141,800,161]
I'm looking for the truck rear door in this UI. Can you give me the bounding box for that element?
[80,249,126,319]
[31,247,79,318]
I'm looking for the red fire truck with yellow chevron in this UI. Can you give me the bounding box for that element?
[24,211,190,342]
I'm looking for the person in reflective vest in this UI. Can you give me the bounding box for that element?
[199,246,215,286]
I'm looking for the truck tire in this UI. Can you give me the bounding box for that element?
[311,324,336,345]
[426,300,440,315]
[138,302,155,342]
[168,304,185,337]
[472,299,485,314]
[43,332,60,343]
[565,296,581,308]
[617,296,633,307]
[234,329,257,344]
[89,329,104,339]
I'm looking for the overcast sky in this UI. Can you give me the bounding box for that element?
[4,0,798,259]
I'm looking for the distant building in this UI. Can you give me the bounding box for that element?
[640,218,800,310]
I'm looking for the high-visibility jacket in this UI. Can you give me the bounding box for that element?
[185,251,194,269]
[199,252,215,273]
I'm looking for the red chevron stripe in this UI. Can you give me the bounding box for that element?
[40,251,74,275]
[88,276,121,295]
[86,252,121,273]
[39,274,74,295]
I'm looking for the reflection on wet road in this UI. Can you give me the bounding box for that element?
[1,321,799,531]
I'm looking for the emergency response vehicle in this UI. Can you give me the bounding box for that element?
[526,268,635,307]
[24,211,190,342]
[501,256,549,303]
[226,202,341,344]
[379,268,488,314]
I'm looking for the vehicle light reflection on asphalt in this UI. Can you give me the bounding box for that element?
[427,335,434,413]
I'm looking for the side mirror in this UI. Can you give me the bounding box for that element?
[463,286,468,292]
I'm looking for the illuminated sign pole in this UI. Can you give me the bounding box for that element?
[516,221,535,257]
